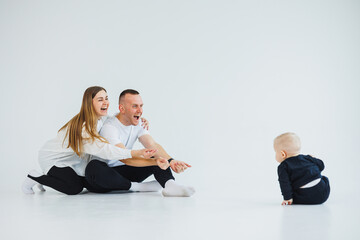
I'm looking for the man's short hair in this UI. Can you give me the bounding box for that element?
[119,89,140,104]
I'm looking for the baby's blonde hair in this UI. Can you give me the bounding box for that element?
[274,132,301,155]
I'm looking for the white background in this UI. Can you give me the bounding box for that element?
[0,0,359,202]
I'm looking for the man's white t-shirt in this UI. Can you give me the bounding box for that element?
[99,114,150,167]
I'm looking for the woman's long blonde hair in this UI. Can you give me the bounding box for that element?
[59,86,108,156]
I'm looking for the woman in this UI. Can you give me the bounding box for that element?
[22,86,158,195]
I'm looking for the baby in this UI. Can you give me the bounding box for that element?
[274,132,330,205]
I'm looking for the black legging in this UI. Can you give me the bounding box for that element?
[85,159,175,193]
[28,166,99,195]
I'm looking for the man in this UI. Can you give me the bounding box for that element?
[85,89,195,197]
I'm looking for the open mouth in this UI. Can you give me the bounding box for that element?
[101,107,107,111]
[134,116,140,120]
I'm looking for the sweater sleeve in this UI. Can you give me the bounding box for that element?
[82,138,132,160]
[278,164,293,200]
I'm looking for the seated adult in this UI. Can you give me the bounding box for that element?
[85,89,195,197]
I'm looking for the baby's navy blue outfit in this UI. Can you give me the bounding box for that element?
[277,154,330,204]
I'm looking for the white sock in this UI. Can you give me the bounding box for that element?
[22,176,37,194]
[162,180,195,197]
[37,184,46,191]
[22,170,44,194]
[129,180,162,192]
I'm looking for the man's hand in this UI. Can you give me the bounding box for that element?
[156,157,170,170]
[170,160,191,173]
[131,149,157,159]
[141,117,149,130]
[281,199,293,205]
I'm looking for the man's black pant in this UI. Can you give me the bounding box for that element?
[85,159,175,193]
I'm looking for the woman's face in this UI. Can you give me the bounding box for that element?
[92,90,109,118]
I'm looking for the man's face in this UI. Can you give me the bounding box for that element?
[120,94,143,126]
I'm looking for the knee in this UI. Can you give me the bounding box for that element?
[86,160,103,172]
[64,185,83,195]
[85,160,111,183]
[85,160,104,177]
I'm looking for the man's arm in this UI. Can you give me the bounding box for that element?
[120,158,156,167]
[100,123,162,166]
[119,157,169,170]
[138,134,171,159]
[115,142,156,166]
[114,142,168,168]
[139,134,191,173]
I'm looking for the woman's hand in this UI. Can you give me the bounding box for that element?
[170,160,191,173]
[141,117,149,130]
[131,149,157,159]
[156,157,170,170]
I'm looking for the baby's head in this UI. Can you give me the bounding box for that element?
[273,132,301,163]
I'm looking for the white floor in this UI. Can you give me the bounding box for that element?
[2,187,359,240]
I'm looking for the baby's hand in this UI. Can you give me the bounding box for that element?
[281,199,293,205]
